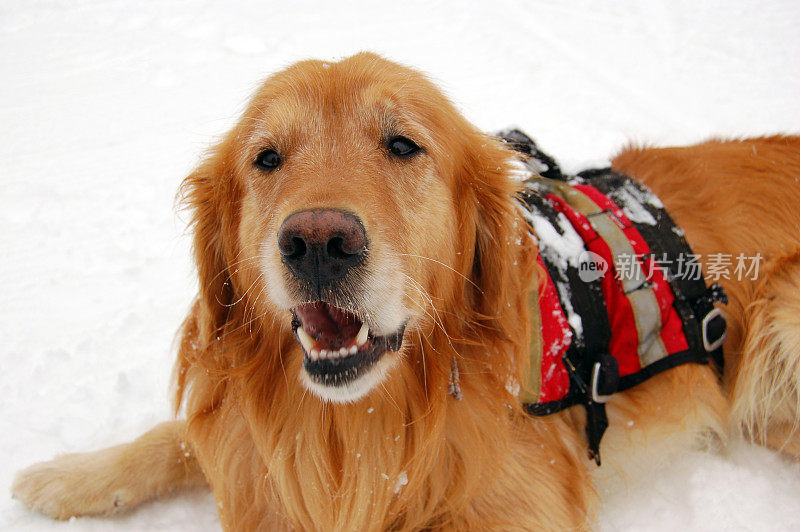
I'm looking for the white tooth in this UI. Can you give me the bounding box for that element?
[297,327,315,352]
[310,349,319,361]
[356,323,369,346]
[329,349,338,359]
[349,345,358,355]
[319,349,328,359]
[339,347,348,357]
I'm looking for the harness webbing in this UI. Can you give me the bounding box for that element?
[498,129,727,464]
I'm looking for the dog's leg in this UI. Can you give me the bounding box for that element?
[11,420,205,520]
[594,363,727,495]
[729,253,800,457]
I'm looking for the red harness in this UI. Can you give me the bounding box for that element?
[513,160,726,464]
[533,183,690,403]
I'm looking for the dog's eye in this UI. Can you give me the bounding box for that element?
[387,136,421,157]
[254,149,282,170]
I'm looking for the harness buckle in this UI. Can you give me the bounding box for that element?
[591,362,613,403]
[701,307,727,352]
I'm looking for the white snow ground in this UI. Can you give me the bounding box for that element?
[2,1,800,530]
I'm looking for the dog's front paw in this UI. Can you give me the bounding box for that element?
[11,452,132,520]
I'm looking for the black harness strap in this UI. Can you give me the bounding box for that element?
[497,128,564,181]
[519,189,614,463]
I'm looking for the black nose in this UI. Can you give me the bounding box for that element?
[277,209,368,289]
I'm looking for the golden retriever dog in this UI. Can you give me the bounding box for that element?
[11,52,800,530]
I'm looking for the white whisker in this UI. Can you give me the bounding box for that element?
[397,253,481,292]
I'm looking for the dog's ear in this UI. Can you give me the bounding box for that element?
[179,141,239,345]
[456,132,535,358]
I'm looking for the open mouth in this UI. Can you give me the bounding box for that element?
[291,302,406,390]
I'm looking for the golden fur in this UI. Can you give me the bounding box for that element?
[12,53,800,530]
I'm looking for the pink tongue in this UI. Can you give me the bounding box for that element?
[295,302,361,347]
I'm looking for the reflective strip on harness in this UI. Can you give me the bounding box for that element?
[571,189,669,367]
[519,263,543,404]
[520,255,573,404]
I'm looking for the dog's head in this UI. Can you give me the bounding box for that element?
[180,53,533,405]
